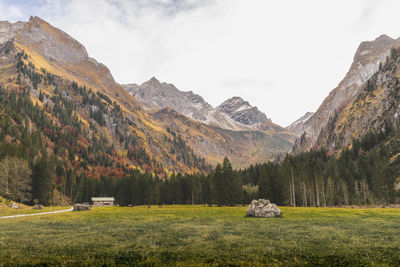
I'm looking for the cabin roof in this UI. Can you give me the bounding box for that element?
[91,197,115,201]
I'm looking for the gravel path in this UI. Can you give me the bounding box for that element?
[0,207,73,219]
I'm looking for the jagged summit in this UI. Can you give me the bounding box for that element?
[124,78,249,130]
[123,78,282,132]
[217,96,271,127]
[218,97,252,112]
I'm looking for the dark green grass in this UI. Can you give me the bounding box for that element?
[0,206,400,266]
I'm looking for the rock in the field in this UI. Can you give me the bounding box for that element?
[246,199,281,218]
[33,204,44,210]
[10,203,19,209]
[73,204,91,211]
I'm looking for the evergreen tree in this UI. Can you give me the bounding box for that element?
[32,156,53,205]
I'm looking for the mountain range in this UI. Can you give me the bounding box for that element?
[0,16,295,175]
[124,77,296,166]
[2,16,400,176]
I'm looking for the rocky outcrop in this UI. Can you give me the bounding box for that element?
[246,199,281,218]
[10,203,19,209]
[73,204,91,211]
[286,112,314,137]
[0,21,25,45]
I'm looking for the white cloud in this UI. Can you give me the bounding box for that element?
[3,0,400,126]
[0,2,23,20]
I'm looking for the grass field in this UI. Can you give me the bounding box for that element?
[0,206,400,266]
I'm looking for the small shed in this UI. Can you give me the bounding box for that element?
[91,197,115,207]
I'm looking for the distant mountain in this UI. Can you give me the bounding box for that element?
[123,78,292,133]
[124,78,251,131]
[286,112,314,136]
[123,78,296,166]
[293,34,400,153]
[151,107,294,167]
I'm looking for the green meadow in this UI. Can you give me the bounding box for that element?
[1,206,400,266]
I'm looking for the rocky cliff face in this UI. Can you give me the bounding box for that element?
[294,34,400,153]
[313,46,400,151]
[0,20,25,44]
[286,112,314,136]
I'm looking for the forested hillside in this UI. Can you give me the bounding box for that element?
[0,45,209,205]
[43,125,399,207]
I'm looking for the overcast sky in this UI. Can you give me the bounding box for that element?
[1,0,400,126]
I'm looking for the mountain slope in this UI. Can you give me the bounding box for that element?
[294,34,400,153]
[0,17,210,175]
[151,107,293,167]
[310,46,400,152]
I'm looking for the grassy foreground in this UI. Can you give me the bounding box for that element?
[0,206,400,266]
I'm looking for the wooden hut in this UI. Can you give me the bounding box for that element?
[91,197,115,207]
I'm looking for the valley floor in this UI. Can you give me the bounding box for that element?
[0,206,399,266]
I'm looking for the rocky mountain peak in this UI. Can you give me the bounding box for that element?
[145,76,161,85]
[123,77,215,122]
[16,16,88,65]
[217,97,252,114]
[217,96,270,126]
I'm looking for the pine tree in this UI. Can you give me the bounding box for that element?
[32,156,53,205]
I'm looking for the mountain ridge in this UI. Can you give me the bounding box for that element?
[123,77,290,133]
[293,34,400,153]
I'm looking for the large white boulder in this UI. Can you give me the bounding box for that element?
[246,199,281,218]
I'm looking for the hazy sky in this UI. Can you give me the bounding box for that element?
[1,0,400,126]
